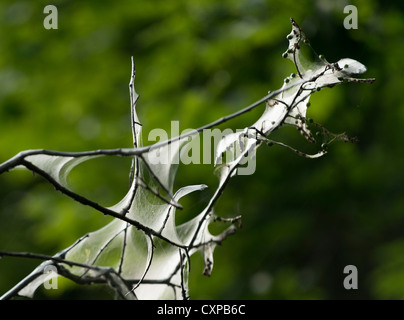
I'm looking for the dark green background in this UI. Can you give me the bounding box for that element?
[1,0,403,299]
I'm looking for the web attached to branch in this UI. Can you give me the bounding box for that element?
[0,18,374,300]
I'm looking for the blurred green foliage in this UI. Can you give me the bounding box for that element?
[0,0,403,299]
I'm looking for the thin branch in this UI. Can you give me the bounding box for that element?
[128,56,141,190]
[136,176,182,209]
[0,250,136,300]
[179,249,188,300]
[0,249,180,288]
[159,204,174,234]
[138,154,178,205]
[79,229,126,279]
[264,138,327,158]
[18,159,186,249]
[188,143,255,247]
[0,250,102,271]
[120,181,138,217]
[0,79,304,175]
[118,223,129,274]
[214,215,242,228]
[129,56,140,149]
